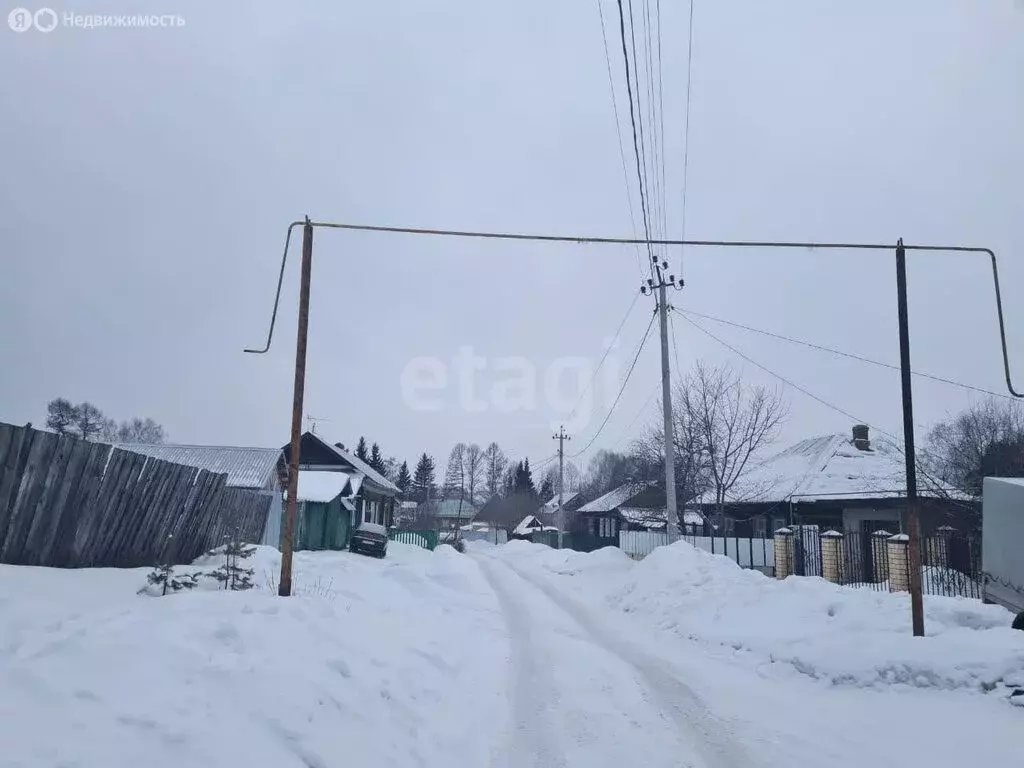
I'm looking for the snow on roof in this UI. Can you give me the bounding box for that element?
[115,443,281,488]
[988,477,1024,488]
[619,507,667,528]
[541,492,579,511]
[400,501,418,509]
[682,509,705,526]
[718,433,912,504]
[579,482,655,513]
[322,441,400,494]
[288,470,356,503]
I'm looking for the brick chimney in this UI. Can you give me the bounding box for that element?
[852,424,870,451]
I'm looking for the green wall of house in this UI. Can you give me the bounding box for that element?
[288,498,352,551]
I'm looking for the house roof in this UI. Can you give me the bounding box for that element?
[513,514,558,536]
[296,432,400,494]
[475,493,541,529]
[289,470,355,503]
[619,506,667,528]
[540,492,580,512]
[578,482,656,513]
[719,432,913,504]
[115,443,281,488]
[427,498,479,519]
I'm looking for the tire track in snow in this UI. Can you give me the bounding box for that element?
[495,557,750,768]
[478,557,568,768]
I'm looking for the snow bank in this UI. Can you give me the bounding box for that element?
[0,543,507,768]
[492,540,1024,694]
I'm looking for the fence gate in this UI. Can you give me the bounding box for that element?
[792,524,821,577]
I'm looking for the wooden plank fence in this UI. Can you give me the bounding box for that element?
[0,422,275,568]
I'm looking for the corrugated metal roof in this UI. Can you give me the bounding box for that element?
[115,443,281,489]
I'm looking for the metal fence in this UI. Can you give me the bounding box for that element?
[619,529,776,574]
[791,527,982,598]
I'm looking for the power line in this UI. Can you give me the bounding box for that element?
[679,0,695,277]
[679,312,979,506]
[677,307,1013,400]
[246,220,1021,404]
[655,0,667,251]
[625,0,656,264]
[595,0,646,277]
[573,307,657,458]
[678,311,881,426]
[615,0,655,267]
[640,0,662,246]
[567,291,642,421]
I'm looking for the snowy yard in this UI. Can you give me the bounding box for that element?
[1,540,1021,767]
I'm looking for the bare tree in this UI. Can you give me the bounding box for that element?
[540,461,581,497]
[462,443,485,505]
[116,417,166,444]
[444,441,467,500]
[484,442,508,498]
[45,398,78,435]
[680,362,787,516]
[582,449,656,497]
[921,398,1024,498]
[74,402,106,441]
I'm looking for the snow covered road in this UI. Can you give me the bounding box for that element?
[1,540,1020,768]
[478,553,746,768]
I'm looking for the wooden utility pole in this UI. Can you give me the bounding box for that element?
[279,217,314,597]
[895,238,925,636]
[553,426,570,549]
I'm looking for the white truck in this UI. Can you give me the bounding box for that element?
[982,477,1024,629]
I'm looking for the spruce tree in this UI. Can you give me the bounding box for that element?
[396,461,412,493]
[369,442,386,474]
[412,453,436,503]
[540,476,554,500]
[355,436,369,462]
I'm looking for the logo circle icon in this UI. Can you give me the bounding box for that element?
[8,8,33,31]
[34,8,58,32]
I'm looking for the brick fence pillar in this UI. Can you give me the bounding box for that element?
[887,533,910,592]
[821,530,844,584]
[774,528,793,579]
[871,530,891,583]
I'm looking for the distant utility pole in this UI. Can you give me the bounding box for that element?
[641,255,684,541]
[553,426,571,549]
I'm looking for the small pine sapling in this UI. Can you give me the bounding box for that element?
[205,533,257,591]
[139,535,200,596]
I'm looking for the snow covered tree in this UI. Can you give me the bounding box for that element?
[396,461,412,494]
[539,476,554,500]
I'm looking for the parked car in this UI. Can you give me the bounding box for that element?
[349,522,388,558]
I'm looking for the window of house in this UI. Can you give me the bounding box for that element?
[753,516,767,538]
[723,516,736,536]
[772,516,786,534]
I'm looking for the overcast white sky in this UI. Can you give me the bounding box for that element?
[2,0,1022,478]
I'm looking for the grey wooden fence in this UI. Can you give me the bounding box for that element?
[0,422,273,568]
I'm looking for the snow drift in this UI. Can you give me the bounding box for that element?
[0,544,507,768]
[488,540,1024,693]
